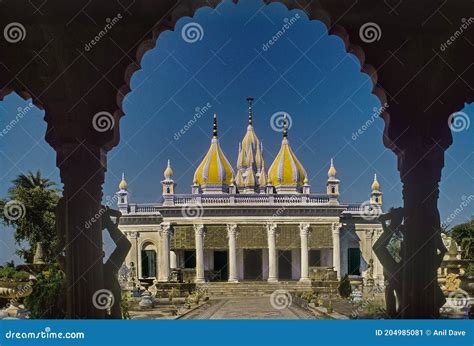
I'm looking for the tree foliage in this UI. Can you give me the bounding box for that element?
[1,171,60,263]
[338,274,352,298]
[24,264,66,319]
[449,220,474,261]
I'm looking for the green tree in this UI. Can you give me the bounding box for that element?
[338,274,352,298]
[449,220,474,261]
[1,171,60,263]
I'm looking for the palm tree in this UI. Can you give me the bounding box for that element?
[10,170,56,190]
[2,170,59,262]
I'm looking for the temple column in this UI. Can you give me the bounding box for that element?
[56,143,106,318]
[332,223,341,279]
[267,223,279,283]
[194,224,206,283]
[299,223,311,283]
[227,224,239,283]
[398,145,446,318]
[158,223,172,282]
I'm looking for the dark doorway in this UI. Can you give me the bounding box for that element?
[309,249,321,266]
[214,250,228,281]
[184,250,196,269]
[348,248,361,275]
[278,250,292,280]
[141,250,156,278]
[244,249,262,280]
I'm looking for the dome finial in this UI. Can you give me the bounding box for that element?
[246,97,254,125]
[328,158,337,178]
[371,173,380,191]
[283,114,288,138]
[164,159,173,179]
[213,113,218,138]
[119,172,128,190]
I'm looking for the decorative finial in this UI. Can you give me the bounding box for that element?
[328,158,337,178]
[119,172,128,190]
[164,160,174,179]
[371,173,380,191]
[246,97,254,125]
[283,113,288,138]
[213,113,218,137]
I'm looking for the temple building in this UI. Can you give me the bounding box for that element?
[118,99,384,288]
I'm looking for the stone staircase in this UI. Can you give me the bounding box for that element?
[197,280,338,297]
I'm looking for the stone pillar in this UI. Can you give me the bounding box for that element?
[266,223,279,283]
[194,224,206,283]
[158,223,172,282]
[398,145,446,318]
[170,251,177,269]
[227,224,239,283]
[299,223,311,283]
[56,143,106,319]
[332,223,341,279]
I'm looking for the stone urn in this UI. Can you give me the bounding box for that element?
[0,280,33,300]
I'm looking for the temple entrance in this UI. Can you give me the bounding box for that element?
[214,250,228,281]
[184,250,196,268]
[141,249,156,278]
[348,248,361,275]
[278,250,292,280]
[244,249,263,280]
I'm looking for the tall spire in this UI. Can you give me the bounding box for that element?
[213,113,218,138]
[246,97,254,125]
[283,114,288,138]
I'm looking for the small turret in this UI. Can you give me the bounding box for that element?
[326,158,340,204]
[117,173,129,214]
[162,160,176,205]
[370,173,383,206]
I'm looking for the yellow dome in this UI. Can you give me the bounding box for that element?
[164,159,173,179]
[371,173,380,191]
[118,173,128,190]
[268,117,307,186]
[193,114,234,186]
[328,158,337,178]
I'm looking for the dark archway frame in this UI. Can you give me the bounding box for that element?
[0,0,472,318]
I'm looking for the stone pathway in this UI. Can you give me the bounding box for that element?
[180,297,320,320]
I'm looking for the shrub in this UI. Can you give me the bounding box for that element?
[338,274,352,298]
[24,264,65,319]
[0,266,30,281]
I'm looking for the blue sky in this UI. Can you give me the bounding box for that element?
[1,0,472,264]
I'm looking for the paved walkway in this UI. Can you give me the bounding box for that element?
[180,297,319,320]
